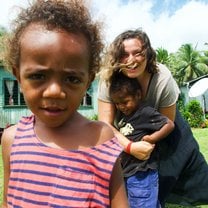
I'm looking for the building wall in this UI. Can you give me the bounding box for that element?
[78,78,99,119]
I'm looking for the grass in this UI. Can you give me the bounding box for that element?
[0,128,208,207]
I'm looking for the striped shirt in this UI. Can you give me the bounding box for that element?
[8,115,122,208]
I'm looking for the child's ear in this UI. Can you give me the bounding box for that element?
[12,67,21,83]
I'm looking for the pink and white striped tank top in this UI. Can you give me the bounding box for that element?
[7,115,122,208]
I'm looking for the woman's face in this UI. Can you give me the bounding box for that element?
[119,38,147,78]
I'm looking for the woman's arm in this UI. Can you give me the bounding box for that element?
[98,99,129,147]
[98,99,154,160]
[110,159,129,208]
[1,125,16,208]
[159,103,176,122]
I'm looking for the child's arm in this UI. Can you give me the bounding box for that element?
[142,118,174,144]
[110,158,129,208]
[98,122,129,207]
[1,125,16,208]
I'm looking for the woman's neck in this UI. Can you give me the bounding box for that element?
[137,71,152,99]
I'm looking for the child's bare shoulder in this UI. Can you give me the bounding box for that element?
[1,124,17,153]
[88,120,115,144]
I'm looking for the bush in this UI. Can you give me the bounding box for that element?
[177,94,186,114]
[88,114,98,121]
[182,100,204,128]
[201,119,208,128]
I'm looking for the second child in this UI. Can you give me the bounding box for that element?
[109,72,174,208]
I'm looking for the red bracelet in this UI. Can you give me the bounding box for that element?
[125,141,133,154]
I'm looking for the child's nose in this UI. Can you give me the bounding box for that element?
[43,82,66,99]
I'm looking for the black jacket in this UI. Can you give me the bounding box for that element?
[158,108,208,206]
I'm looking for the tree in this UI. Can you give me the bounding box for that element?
[156,47,170,65]
[0,26,8,65]
[200,50,208,66]
[170,43,208,86]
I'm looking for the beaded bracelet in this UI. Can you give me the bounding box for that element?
[125,141,133,154]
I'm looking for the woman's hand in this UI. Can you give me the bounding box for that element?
[130,141,155,160]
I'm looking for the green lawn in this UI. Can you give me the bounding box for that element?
[0,128,208,207]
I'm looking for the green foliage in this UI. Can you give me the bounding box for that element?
[0,26,7,37]
[177,93,186,113]
[88,114,98,120]
[181,100,204,128]
[156,47,170,65]
[202,119,208,128]
[0,26,8,65]
[156,43,208,87]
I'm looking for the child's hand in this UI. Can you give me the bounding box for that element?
[142,135,154,144]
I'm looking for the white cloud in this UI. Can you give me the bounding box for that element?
[0,0,28,29]
[91,0,155,44]
[1,0,208,53]
[151,1,208,52]
[91,0,208,52]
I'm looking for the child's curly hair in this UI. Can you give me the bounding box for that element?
[4,0,103,78]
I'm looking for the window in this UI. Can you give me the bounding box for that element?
[80,85,93,107]
[4,79,26,106]
[3,79,93,108]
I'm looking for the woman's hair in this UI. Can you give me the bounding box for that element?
[4,0,103,78]
[109,71,142,98]
[101,28,158,82]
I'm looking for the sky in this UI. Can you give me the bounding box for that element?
[0,0,208,53]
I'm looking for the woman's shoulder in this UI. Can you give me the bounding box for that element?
[152,63,178,87]
[146,63,180,108]
[156,63,173,78]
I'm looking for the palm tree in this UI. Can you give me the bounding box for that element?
[0,26,8,65]
[156,47,170,65]
[200,49,208,66]
[171,43,208,86]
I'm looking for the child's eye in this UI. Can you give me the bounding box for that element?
[65,76,81,84]
[28,73,45,80]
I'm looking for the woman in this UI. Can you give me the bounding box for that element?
[98,28,208,206]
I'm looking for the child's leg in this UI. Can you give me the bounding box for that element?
[125,169,160,208]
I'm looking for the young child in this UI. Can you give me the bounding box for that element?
[1,1,129,207]
[109,72,175,208]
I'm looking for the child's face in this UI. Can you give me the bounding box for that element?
[14,24,92,127]
[111,92,141,116]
